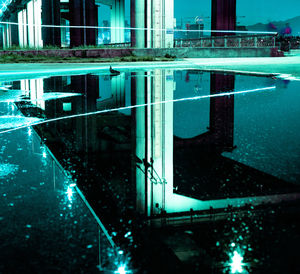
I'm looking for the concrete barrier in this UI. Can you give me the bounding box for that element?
[0,47,275,58]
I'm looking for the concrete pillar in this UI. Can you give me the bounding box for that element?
[69,0,98,47]
[211,0,236,36]
[133,69,175,216]
[131,0,174,48]
[42,0,61,46]
[2,24,11,48]
[134,72,148,214]
[10,13,19,46]
[0,26,3,48]
[111,0,125,43]
[131,0,145,47]
[119,0,125,42]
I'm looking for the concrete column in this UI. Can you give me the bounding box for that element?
[86,0,98,45]
[0,26,3,48]
[164,0,174,48]
[111,1,116,43]
[115,0,120,42]
[42,0,61,46]
[131,0,145,47]
[2,24,11,48]
[133,69,175,216]
[69,0,98,47]
[151,69,175,215]
[211,0,236,36]
[134,72,147,214]
[10,13,19,46]
[111,0,125,43]
[119,0,125,42]
[132,0,174,48]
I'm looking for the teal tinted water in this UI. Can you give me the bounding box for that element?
[0,68,300,273]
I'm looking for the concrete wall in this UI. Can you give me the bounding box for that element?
[133,48,273,58]
[0,47,274,58]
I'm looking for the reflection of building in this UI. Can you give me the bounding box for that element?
[132,71,299,217]
[15,70,300,221]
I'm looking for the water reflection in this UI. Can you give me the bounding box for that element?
[2,69,300,273]
[6,70,300,215]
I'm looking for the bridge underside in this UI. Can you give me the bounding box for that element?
[1,0,236,48]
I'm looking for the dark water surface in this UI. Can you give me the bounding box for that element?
[1,69,300,273]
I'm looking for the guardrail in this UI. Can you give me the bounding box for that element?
[101,42,131,48]
[174,34,276,48]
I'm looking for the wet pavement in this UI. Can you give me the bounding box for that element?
[0,102,106,273]
[0,67,300,273]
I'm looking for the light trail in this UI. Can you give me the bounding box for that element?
[0,21,278,35]
[0,86,275,135]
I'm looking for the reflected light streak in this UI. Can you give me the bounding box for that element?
[230,251,245,273]
[0,86,275,135]
[66,186,73,202]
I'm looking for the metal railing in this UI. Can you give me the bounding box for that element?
[174,34,276,48]
[102,42,132,48]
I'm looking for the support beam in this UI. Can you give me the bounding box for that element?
[131,0,145,47]
[134,69,175,216]
[69,0,98,47]
[111,0,125,43]
[42,0,61,46]
[131,0,174,48]
[9,13,19,46]
[211,0,236,36]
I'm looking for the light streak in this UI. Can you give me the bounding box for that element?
[0,86,275,135]
[0,21,278,35]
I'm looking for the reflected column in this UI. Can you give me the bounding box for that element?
[210,73,235,150]
[69,0,98,46]
[133,71,148,214]
[133,69,175,216]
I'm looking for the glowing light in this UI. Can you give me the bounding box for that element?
[66,186,73,202]
[115,265,127,274]
[27,127,32,137]
[41,147,47,158]
[230,251,245,274]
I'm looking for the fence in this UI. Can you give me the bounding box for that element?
[174,34,276,49]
